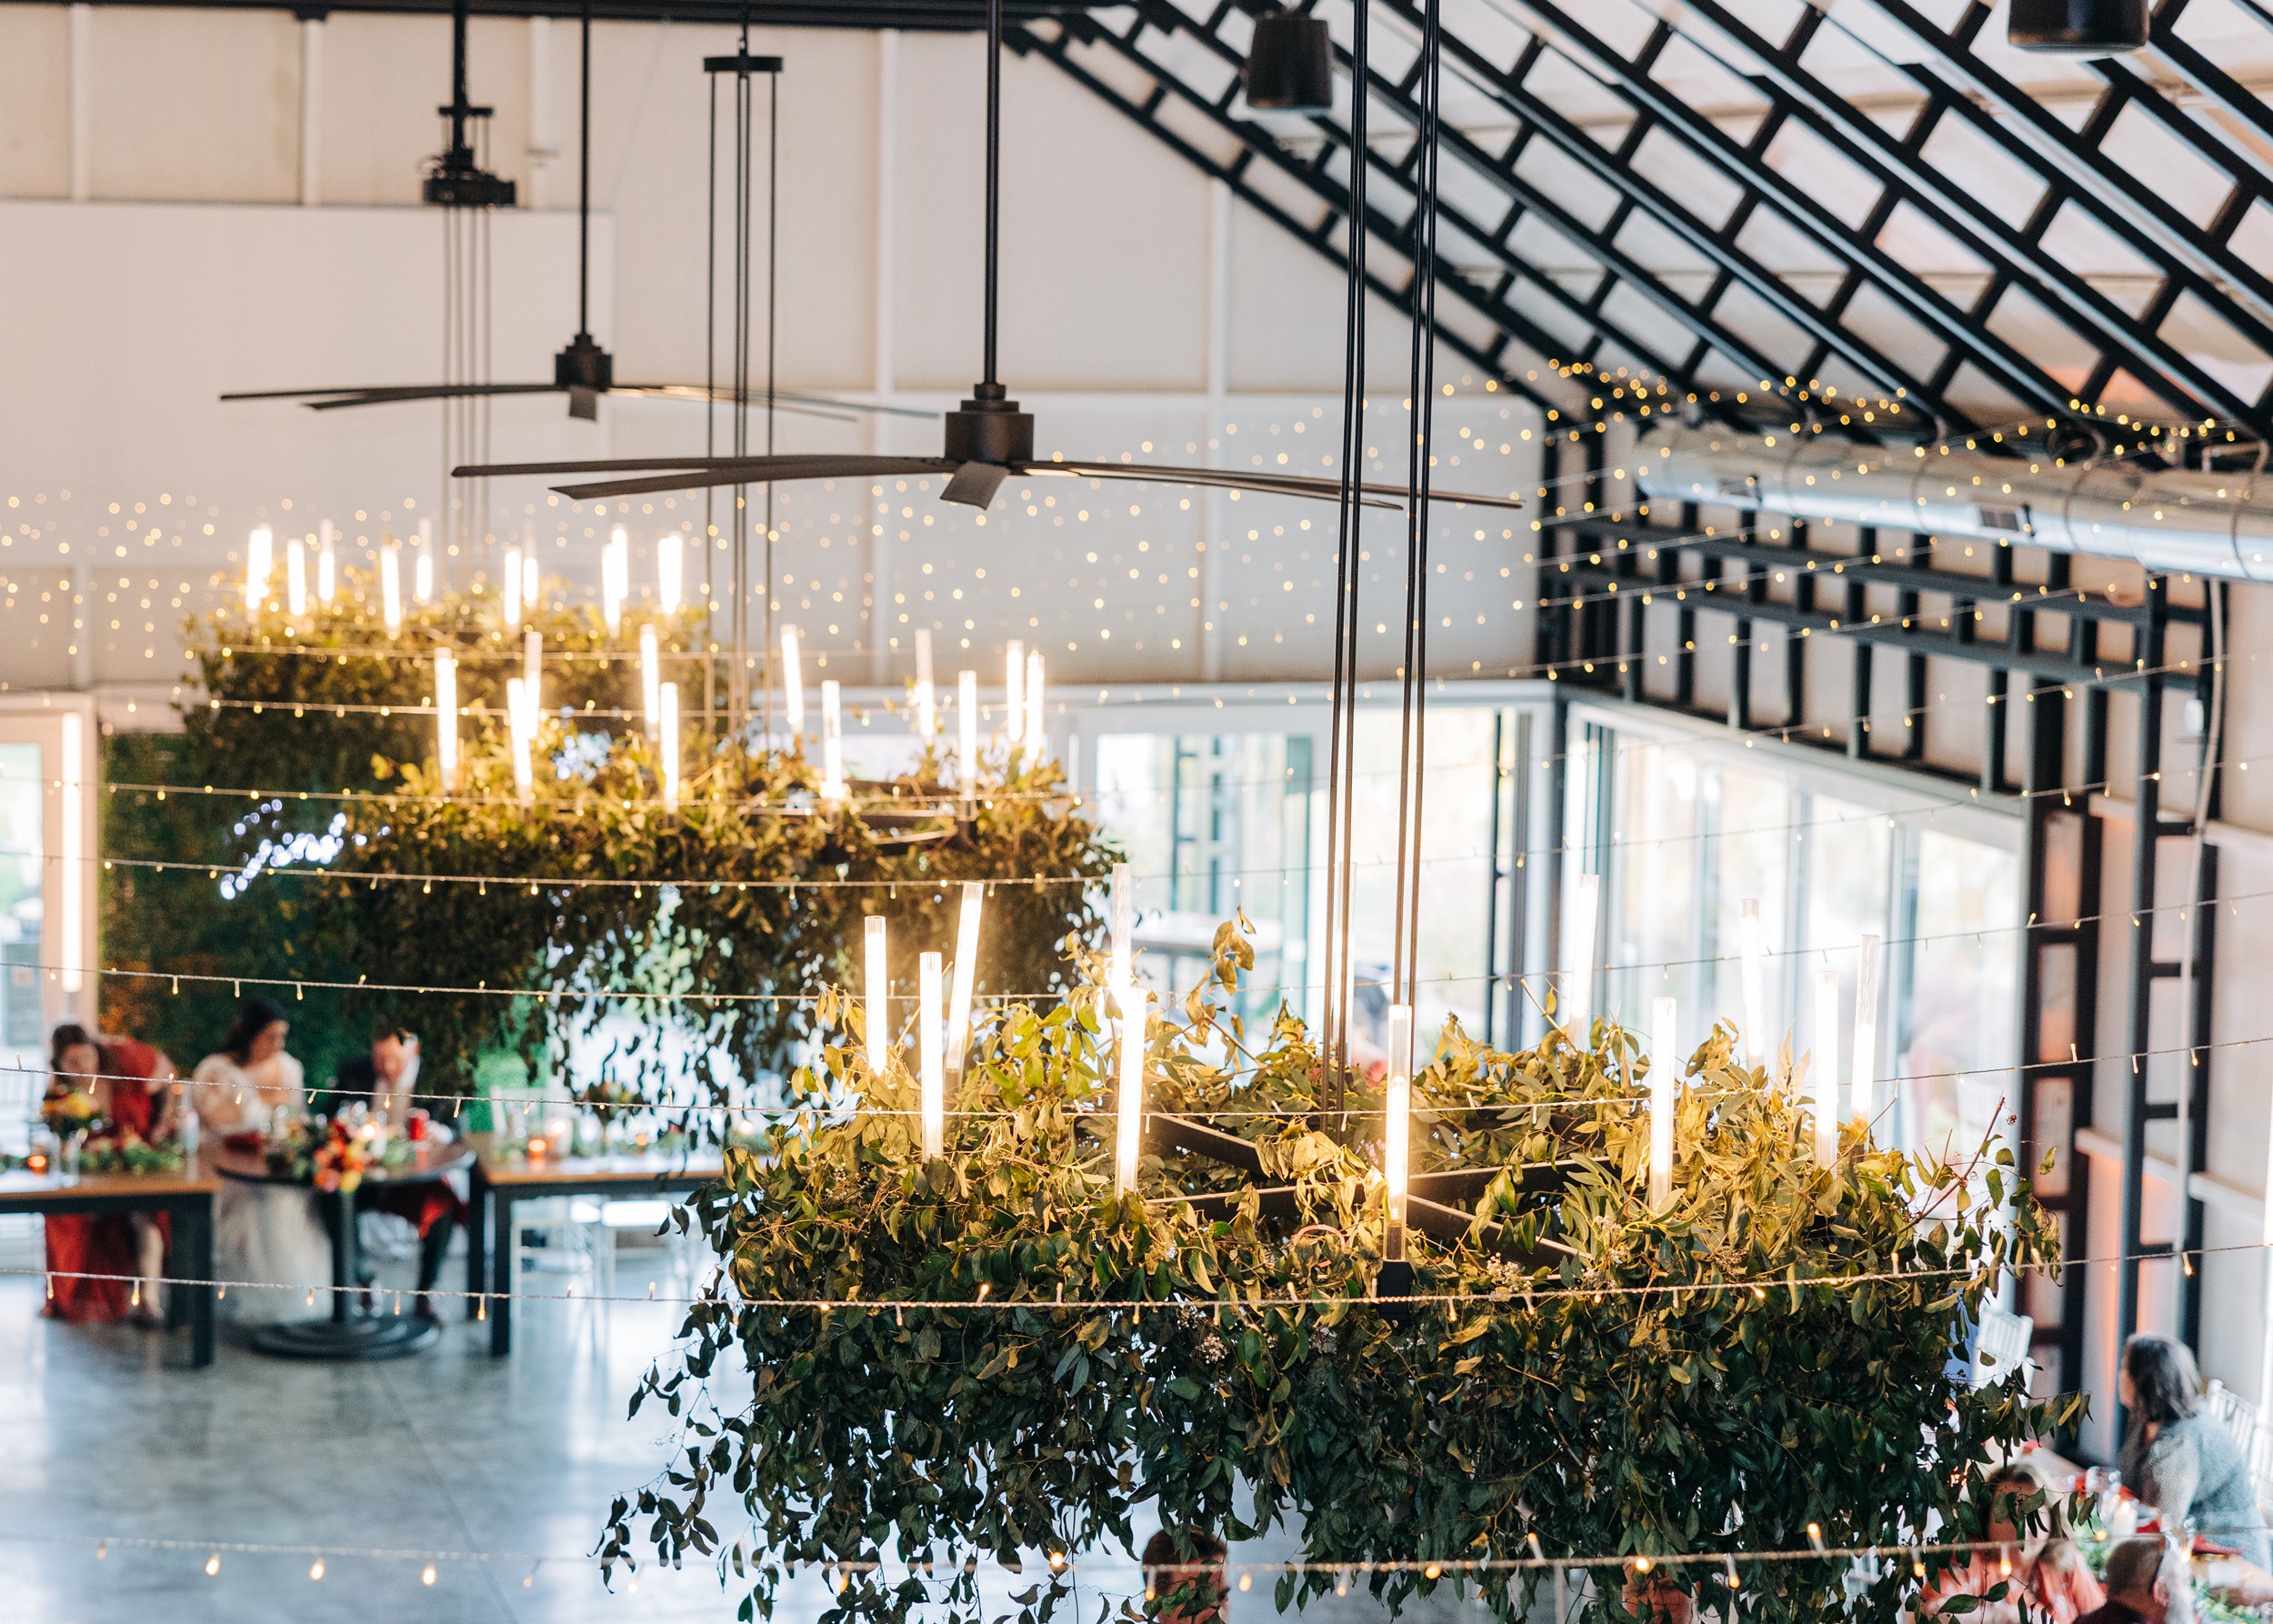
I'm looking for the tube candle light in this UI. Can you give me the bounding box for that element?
[820,679,846,801]
[603,527,627,632]
[658,683,681,810]
[1109,862,1133,992]
[1851,933,1880,1130]
[415,518,435,604]
[1025,651,1046,758]
[434,652,458,790]
[1005,640,1026,745]
[1813,968,1840,1168]
[865,916,889,1074]
[522,552,539,612]
[958,670,979,793]
[640,627,661,737]
[380,541,403,634]
[1737,898,1767,1074]
[506,678,534,805]
[523,629,542,713]
[245,526,273,616]
[1567,871,1600,1035]
[782,627,805,735]
[1384,1004,1412,1261]
[317,521,336,606]
[504,546,523,627]
[1650,996,1678,1207]
[286,536,307,617]
[946,881,982,1076]
[658,533,683,614]
[915,628,936,737]
[919,951,945,1159]
[1115,984,1148,1196]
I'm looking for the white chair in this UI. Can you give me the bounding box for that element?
[1973,1305,2036,1391]
[2204,1380,2273,1518]
[571,1197,699,1305]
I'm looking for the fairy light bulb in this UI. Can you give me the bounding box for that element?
[658,683,681,811]
[310,1559,325,1580]
[1737,897,1767,1074]
[317,520,336,605]
[864,916,890,1074]
[206,1552,220,1577]
[1649,995,1677,1207]
[1567,870,1599,1035]
[820,679,846,801]
[504,545,523,627]
[1384,1004,1411,1260]
[1115,983,1149,1195]
[1004,639,1026,745]
[658,531,683,614]
[782,626,805,735]
[244,526,272,616]
[919,950,945,1159]
[915,627,936,737]
[285,536,307,617]
[946,881,982,1077]
[1024,651,1046,758]
[639,626,660,737]
[957,670,979,794]
[603,526,627,632]
[1851,933,1880,1131]
[380,539,403,634]
[434,652,458,790]
[1109,861,1132,993]
[415,516,435,604]
[1813,967,1840,1168]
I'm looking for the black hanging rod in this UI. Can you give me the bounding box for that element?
[19,0,1107,28]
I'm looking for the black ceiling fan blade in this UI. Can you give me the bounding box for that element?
[1032,459,1525,512]
[545,455,962,502]
[941,461,1010,508]
[610,384,938,421]
[224,383,569,409]
[456,452,940,481]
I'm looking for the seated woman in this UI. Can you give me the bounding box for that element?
[42,1023,178,1326]
[2119,1333,2272,1568]
[1917,1458,2105,1624]
[193,998,328,1323]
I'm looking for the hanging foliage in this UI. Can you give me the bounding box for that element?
[101,579,1114,1102]
[604,927,2072,1624]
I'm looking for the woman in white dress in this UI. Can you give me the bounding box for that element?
[193,998,330,1323]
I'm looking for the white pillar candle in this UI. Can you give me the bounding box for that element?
[1384,1003,1411,1259]
[1004,639,1026,745]
[1813,967,1840,1168]
[1109,861,1132,992]
[782,626,805,735]
[915,627,936,737]
[506,677,534,805]
[1737,897,1767,1074]
[245,526,273,617]
[1025,650,1046,757]
[1115,984,1149,1195]
[1567,870,1599,1036]
[1851,933,1881,1131]
[820,679,846,801]
[434,652,458,789]
[522,551,539,613]
[640,626,661,738]
[380,540,403,635]
[1650,995,1677,1207]
[946,881,982,1075]
[865,915,889,1075]
[919,950,944,1159]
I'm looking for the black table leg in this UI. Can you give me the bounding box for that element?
[176,1195,214,1368]
[465,1168,489,1323]
[326,1189,354,1326]
[488,1191,513,1357]
[248,1183,437,1360]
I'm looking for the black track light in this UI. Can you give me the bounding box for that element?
[1245,9,1334,113]
[2008,0,2147,52]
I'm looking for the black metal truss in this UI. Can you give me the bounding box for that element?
[15,0,1100,25]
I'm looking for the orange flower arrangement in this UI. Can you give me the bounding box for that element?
[309,1120,367,1194]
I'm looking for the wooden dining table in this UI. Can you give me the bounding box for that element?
[0,1155,221,1367]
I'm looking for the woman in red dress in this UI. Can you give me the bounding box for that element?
[43,1023,178,1326]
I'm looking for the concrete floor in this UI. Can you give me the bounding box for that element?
[0,1235,1496,1624]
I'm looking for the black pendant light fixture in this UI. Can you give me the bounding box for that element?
[1244,5,1335,113]
[2008,0,2147,52]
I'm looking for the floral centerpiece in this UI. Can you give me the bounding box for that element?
[265,1117,411,1191]
[75,1130,187,1176]
[39,1085,103,1141]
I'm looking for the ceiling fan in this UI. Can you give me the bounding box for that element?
[222,0,922,430]
[451,0,1522,516]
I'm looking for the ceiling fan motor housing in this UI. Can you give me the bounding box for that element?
[945,383,1035,466]
[554,334,615,392]
[1245,10,1336,111]
[2007,0,2147,49]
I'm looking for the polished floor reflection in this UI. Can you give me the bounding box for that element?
[0,1242,1488,1622]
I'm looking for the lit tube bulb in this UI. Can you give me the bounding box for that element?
[603,526,627,633]
[782,626,805,735]
[434,651,458,790]
[380,540,403,635]
[1851,933,1880,1131]
[958,670,979,794]
[820,678,846,802]
[286,536,308,617]
[1567,870,1599,1036]
[915,627,936,737]
[415,516,435,604]
[523,551,539,613]
[1115,983,1149,1196]
[640,626,660,738]
[1649,995,1677,1208]
[865,915,889,1075]
[317,521,336,605]
[919,950,945,1160]
[1813,967,1840,1168]
[1005,639,1026,745]
[506,677,534,806]
[1384,1003,1411,1260]
[658,532,683,615]
[946,880,982,1077]
[1109,861,1132,993]
[523,629,542,715]
[1025,651,1046,759]
[504,546,523,627]
[658,683,681,811]
[245,526,273,617]
[1737,898,1767,1075]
